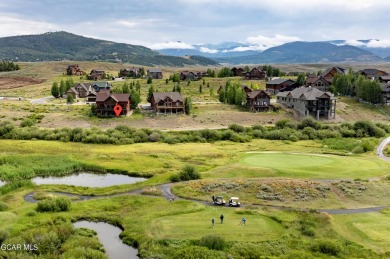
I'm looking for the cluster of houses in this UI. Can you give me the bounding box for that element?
[65,64,389,119]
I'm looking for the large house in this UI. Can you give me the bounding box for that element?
[180,71,197,81]
[246,90,271,112]
[358,69,388,80]
[66,83,93,99]
[91,82,112,92]
[147,69,163,79]
[305,66,346,91]
[244,67,266,80]
[381,82,390,105]
[231,67,245,77]
[66,65,83,76]
[119,68,141,78]
[266,78,297,94]
[151,92,185,114]
[88,69,106,80]
[276,87,336,120]
[95,92,130,116]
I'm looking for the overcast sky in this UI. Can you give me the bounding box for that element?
[1,0,390,50]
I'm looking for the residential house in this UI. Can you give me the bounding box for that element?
[305,66,346,91]
[358,69,388,80]
[88,69,106,80]
[66,83,92,99]
[91,82,112,92]
[381,82,390,105]
[266,78,297,94]
[180,71,197,81]
[244,67,266,80]
[147,69,163,79]
[246,90,271,112]
[231,67,245,77]
[240,85,252,95]
[95,92,130,116]
[119,68,141,78]
[379,76,390,83]
[66,65,83,76]
[276,87,336,120]
[151,92,185,114]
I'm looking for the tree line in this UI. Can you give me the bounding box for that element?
[0,61,20,72]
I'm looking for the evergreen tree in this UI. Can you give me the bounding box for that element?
[147,77,152,84]
[130,89,141,109]
[199,84,202,93]
[147,85,155,103]
[51,82,60,98]
[296,74,306,86]
[59,79,66,97]
[122,82,130,94]
[184,97,192,115]
[66,94,74,104]
[176,84,181,93]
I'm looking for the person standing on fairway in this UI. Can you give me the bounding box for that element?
[212,217,215,228]
[220,214,224,224]
[240,217,246,225]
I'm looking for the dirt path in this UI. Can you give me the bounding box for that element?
[377,136,390,163]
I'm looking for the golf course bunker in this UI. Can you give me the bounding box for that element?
[240,152,388,179]
[32,172,147,187]
[73,221,139,259]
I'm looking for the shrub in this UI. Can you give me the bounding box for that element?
[229,124,246,133]
[170,165,201,182]
[0,229,8,243]
[20,118,35,127]
[173,246,226,259]
[199,235,226,250]
[0,201,8,211]
[36,197,71,212]
[310,239,342,256]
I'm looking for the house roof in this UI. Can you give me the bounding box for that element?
[247,90,271,99]
[305,76,331,85]
[96,93,129,102]
[266,78,295,85]
[321,66,346,77]
[152,92,183,102]
[73,83,91,92]
[359,68,389,76]
[148,69,162,73]
[66,87,78,94]
[91,82,111,89]
[380,83,390,92]
[276,87,334,100]
[379,76,390,81]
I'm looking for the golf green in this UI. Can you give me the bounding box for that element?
[240,152,389,179]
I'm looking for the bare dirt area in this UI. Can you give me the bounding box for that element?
[0,76,45,90]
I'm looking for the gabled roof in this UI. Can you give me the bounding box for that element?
[380,83,390,92]
[305,76,331,85]
[96,93,129,102]
[91,69,105,73]
[148,69,162,73]
[152,92,183,102]
[74,83,91,92]
[379,76,390,81]
[321,66,346,77]
[66,87,78,94]
[247,90,271,99]
[91,82,111,89]
[276,87,334,100]
[266,78,295,85]
[359,68,389,76]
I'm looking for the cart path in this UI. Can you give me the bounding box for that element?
[23,137,390,215]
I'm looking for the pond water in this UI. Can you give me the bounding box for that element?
[73,221,139,259]
[32,172,147,187]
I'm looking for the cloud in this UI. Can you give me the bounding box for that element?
[343,40,366,47]
[366,39,390,48]
[0,14,59,37]
[200,47,219,54]
[230,34,301,51]
[148,41,195,50]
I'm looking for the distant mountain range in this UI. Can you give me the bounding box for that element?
[158,40,390,64]
[0,31,389,65]
[0,31,218,66]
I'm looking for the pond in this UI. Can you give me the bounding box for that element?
[73,220,139,259]
[32,172,147,187]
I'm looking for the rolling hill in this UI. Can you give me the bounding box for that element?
[0,31,219,67]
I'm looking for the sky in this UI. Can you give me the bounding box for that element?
[1,0,390,51]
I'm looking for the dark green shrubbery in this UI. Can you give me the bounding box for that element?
[173,246,226,259]
[36,197,71,212]
[0,201,8,211]
[310,239,343,256]
[170,165,201,182]
[199,235,226,251]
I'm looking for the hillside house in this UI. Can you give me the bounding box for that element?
[66,83,92,99]
[305,66,346,91]
[379,76,390,83]
[246,90,271,112]
[151,92,185,114]
[266,78,297,94]
[88,69,106,80]
[244,67,266,80]
[95,92,130,116]
[91,82,112,92]
[180,71,197,81]
[240,85,252,95]
[276,87,336,120]
[359,69,388,80]
[231,67,245,77]
[66,65,83,76]
[119,68,141,78]
[321,66,346,81]
[147,69,163,79]
[381,83,390,105]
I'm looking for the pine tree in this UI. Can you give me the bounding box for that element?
[51,82,60,98]
[184,97,192,115]
[147,85,155,103]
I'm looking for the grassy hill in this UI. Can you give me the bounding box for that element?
[0,31,219,66]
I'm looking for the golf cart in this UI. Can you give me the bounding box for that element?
[213,196,226,206]
[229,197,240,207]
